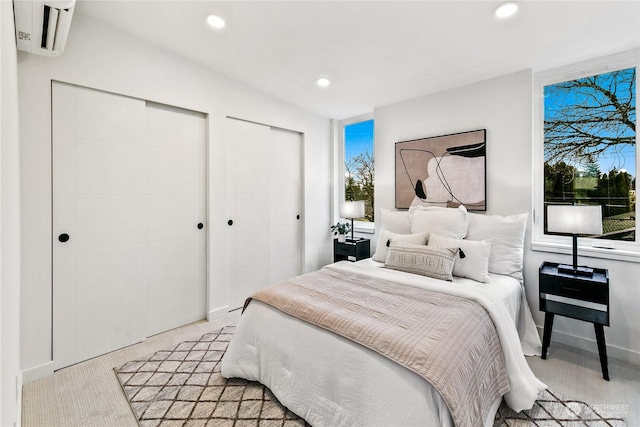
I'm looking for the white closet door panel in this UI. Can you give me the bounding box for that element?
[194,114,207,319]
[146,238,195,289]
[146,194,195,242]
[75,194,147,250]
[75,244,147,306]
[146,104,197,151]
[235,264,269,306]
[146,147,195,194]
[234,192,269,231]
[270,259,300,285]
[231,120,271,158]
[52,83,79,369]
[147,282,200,337]
[236,228,269,267]
[270,225,301,262]
[235,156,270,197]
[75,293,147,362]
[269,194,299,228]
[270,128,302,192]
[75,88,145,144]
[75,138,148,195]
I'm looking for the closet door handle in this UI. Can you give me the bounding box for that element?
[197,223,204,230]
[296,215,300,220]
[58,233,70,243]
[228,219,233,226]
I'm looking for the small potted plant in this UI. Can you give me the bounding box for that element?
[331,222,351,242]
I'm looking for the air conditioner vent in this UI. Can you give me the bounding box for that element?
[13,0,75,56]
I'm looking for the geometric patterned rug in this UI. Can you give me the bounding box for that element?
[114,325,626,427]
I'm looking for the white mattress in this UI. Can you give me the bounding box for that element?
[221,260,546,427]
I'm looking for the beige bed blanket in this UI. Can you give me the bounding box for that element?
[247,267,510,427]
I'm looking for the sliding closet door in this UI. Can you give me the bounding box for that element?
[52,83,206,369]
[144,102,207,337]
[226,118,302,310]
[269,128,303,284]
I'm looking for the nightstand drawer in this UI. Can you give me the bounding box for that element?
[539,275,607,304]
[334,243,355,256]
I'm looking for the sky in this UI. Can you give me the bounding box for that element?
[345,119,374,163]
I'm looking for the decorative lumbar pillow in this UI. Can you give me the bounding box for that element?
[372,228,429,262]
[410,205,469,239]
[380,208,411,234]
[466,212,528,282]
[384,241,457,281]
[428,234,491,283]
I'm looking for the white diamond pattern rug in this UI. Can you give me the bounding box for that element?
[115,325,626,427]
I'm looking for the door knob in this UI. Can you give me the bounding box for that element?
[58,233,70,243]
[197,223,204,229]
[296,215,300,220]
[228,219,233,226]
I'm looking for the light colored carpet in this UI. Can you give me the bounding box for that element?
[22,313,639,426]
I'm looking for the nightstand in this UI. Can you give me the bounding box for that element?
[333,238,370,262]
[539,261,610,380]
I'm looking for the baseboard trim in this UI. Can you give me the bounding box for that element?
[207,306,229,321]
[536,325,640,365]
[22,361,54,385]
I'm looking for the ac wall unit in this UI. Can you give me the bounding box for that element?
[13,0,76,56]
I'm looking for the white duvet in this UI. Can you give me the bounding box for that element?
[221,260,546,427]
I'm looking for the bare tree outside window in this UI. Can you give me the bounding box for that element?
[544,67,636,241]
[344,120,374,222]
[345,151,374,222]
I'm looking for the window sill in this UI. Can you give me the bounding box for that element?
[531,240,640,264]
[353,223,375,234]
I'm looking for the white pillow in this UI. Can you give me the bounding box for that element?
[385,241,457,281]
[410,205,469,239]
[380,208,411,234]
[428,234,491,283]
[372,228,429,262]
[466,212,528,282]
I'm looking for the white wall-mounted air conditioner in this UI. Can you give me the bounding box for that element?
[13,0,76,56]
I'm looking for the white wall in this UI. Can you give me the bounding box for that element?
[374,69,640,364]
[1,0,23,424]
[18,14,332,381]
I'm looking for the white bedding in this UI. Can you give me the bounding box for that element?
[221,260,546,427]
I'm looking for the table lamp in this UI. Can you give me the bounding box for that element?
[339,199,365,242]
[547,204,603,277]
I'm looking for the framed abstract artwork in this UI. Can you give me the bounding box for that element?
[395,129,486,210]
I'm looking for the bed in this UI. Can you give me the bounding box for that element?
[221,207,547,427]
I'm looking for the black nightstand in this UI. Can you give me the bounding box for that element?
[333,238,370,262]
[539,261,610,380]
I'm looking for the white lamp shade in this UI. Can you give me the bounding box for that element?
[340,200,365,219]
[547,205,603,235]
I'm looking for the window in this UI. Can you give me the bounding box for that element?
[340,116,374,227]
[533,50,638,261]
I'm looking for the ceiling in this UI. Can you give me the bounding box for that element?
[76,1,639,120]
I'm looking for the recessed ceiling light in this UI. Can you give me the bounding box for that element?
[206,14,225,29]
[494,1,518,18]
[317,77,331,87]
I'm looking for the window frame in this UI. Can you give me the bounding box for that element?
[532,49,639,263]
[337,114,375,234]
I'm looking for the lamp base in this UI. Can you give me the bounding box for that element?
[346,237,364,243]
[558,264,595,277]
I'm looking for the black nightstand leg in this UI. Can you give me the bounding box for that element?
[594,324,609,381]
[541,312,554,360]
